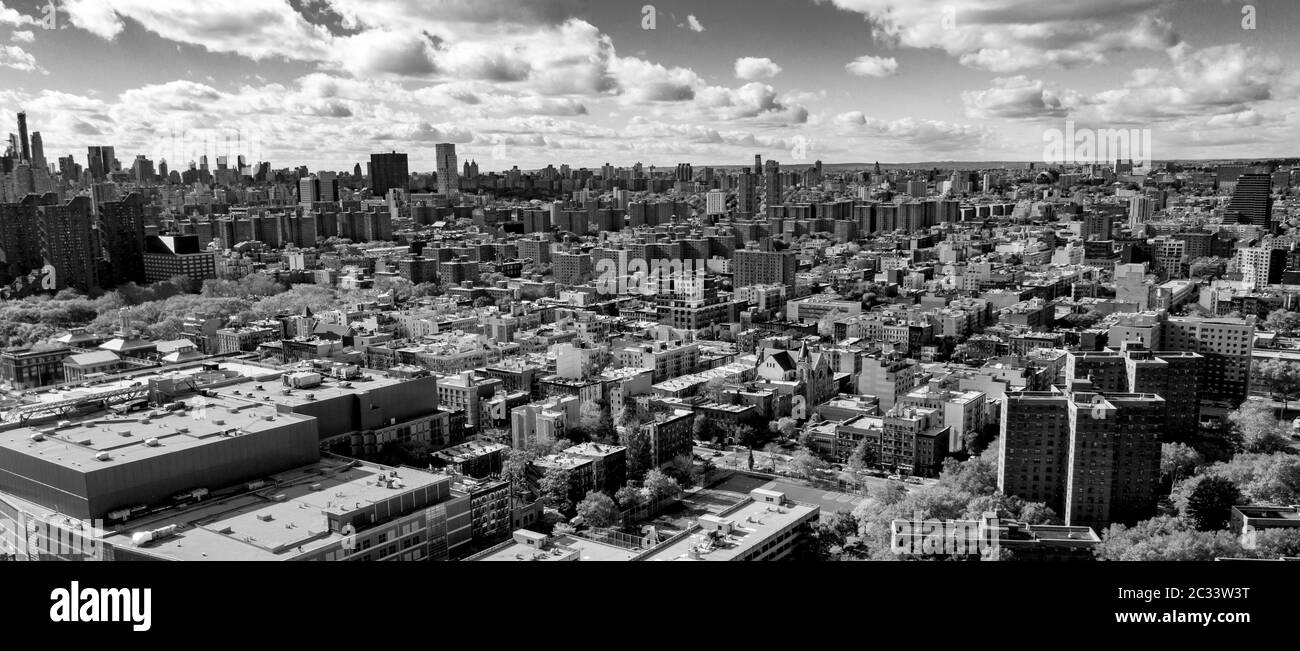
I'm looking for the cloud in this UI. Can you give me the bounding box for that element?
[1086,43,1286,123]
[686,15,705,32]
[337,30,439,77]
[0,44,42,73]
[844,55,898,78]
[11,29,33,42]
[62,0,336,61]
[962,76,1071,119]
[735,57,782,80]
[0,2,38,28]
[829,0,1179,72]
[834,111,992,148]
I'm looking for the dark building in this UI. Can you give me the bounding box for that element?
[369,151,409,198]
[143,234,217,284]
[97,193,147,287]
[38,196,98,292]
[1226,173,1273,230]
[0,192,56,284]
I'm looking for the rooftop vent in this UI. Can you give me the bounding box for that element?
[145,438,160,447]
[94,452,111,462]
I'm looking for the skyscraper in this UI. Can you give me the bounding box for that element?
[763,160,781,206]
[17,111,29,162]
[1226,173,1273,229]
[736,167,757,216]
[370,151,409,198]
[29,131,44,169]
[87,146,114,181]
[435,143,458,197]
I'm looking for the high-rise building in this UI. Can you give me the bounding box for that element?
[29,131,44,169]
[0,193,56,284]
[734,246,796,293]
[317,171,338,203]
[1108,312,1256,407]
[737,168,757,216]
[97,193,147,287]
[1226,173,1273,229]
[369,151,409,198]
[1127,195,1154,229]
[16,111,29,162]
[1000,387,1165,529]
[86,146,115,181]
[553,251,592,286]
[38,196,99,292]
[1236,246,1287,289]
[436,143,458,197]
[298,176,319,205]
[763,160,781,206]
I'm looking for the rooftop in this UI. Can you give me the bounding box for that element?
[641,490,819,562]
[0,396,315,473]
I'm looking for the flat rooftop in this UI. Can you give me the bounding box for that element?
[98,459,450,561]
[641,493,819,562]
[0,396,314,472]
[472,533,639,562]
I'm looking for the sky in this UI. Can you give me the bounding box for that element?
[0,0,1297,173]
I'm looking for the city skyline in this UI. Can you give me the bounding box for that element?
[0,0,1297,171]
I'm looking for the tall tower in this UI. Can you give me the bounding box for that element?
[435,143,458,197]
[17,111,30,162]
[29,131,44,169]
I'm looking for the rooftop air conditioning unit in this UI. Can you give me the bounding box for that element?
[145,438,160,447]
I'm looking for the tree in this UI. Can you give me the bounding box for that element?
[1181,476,1242,531]
[1178,452,1300,506]
[575,491,619,527]
[1094,516,1244,561]
[643,469,682,502]
[1160,442,1202,486]
[500,449,537,500]
[538,467,575,514]
[770,416,798,439]
[1246,528,1300,559]
[1264,309,1300,335]
[870,481,908,506]
[1256,358,1300,417]
[614,482,645,509]
[790,448,829,480]
[848,438,878,473]
[664,454,703,488]
[1226,401,1293,454]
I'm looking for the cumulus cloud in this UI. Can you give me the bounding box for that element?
[0,44,42,73]
[962,76,1071,119]
[11,29,33,42]
[734,57,782,80]
[834,111,992,148]
[845,55,898,78]
[0,1,39,28]
[686,15,705,32]
[1087,43,1285,123]
[62,0,335,61]
[828,0,1179,72]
